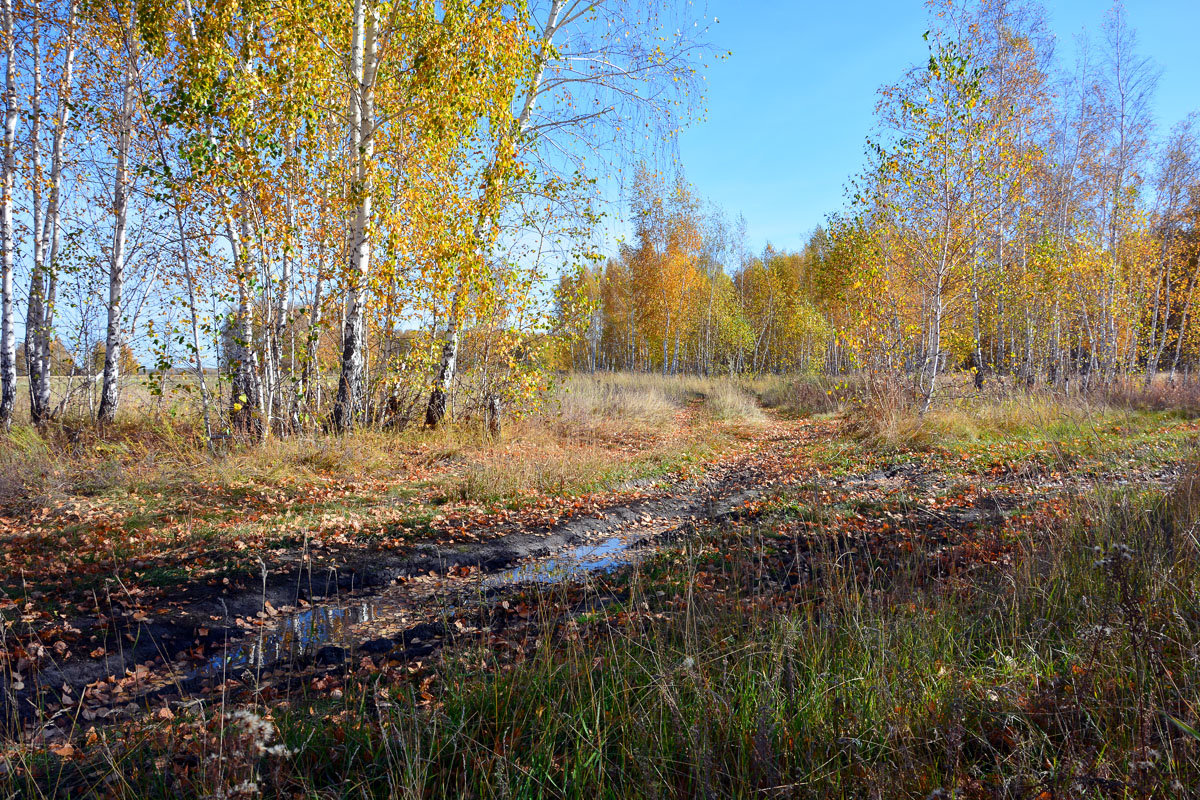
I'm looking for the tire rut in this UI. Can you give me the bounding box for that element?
[2,419,805,735]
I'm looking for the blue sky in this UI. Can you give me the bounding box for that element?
[672,0,1200,254]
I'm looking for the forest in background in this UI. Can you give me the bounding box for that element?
[560,1,1200,412]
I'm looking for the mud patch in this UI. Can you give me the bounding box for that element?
[1,419,806,735]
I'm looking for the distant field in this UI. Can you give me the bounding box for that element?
[5,374,219,422]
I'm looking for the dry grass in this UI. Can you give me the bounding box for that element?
[1099,374,1200,415]
[855,393,1130,449]
[450,444,652,504]
[0,425,54,511]
[0,414,208,513]
[834,373,1200,450]
[0,372,764,522]
[548,372,767,434]
[549,372,682,432]
[6,372,1195,517]
[4,374,218,424]
[552,372,766,424]
[748,373,867,417]
[700,380,766,422]
[452,373,765,504]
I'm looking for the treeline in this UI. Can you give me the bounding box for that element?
[558,168,832,376]
[562,0,1200,405]
[0,0,709,437]
[829,0,1200,408]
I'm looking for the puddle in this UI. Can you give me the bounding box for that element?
[199,535,653,677]
[485,535,645,586]
[201,601,376,677]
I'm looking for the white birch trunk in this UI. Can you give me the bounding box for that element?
[333,0,377,430]
[27,3,45,418]
[301,216,326,418]
[27,0,75,425]
[273,133,296,432]
[98,1,137,423]
[227,213,264,437]
[0,0,15,428]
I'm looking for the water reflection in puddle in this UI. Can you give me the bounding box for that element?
[202,535,647,676]
[202,601,375,676]
[486,536,641,586]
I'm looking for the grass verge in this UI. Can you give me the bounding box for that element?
[8,400,1200,798]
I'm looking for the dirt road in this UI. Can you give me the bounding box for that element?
[3,416,823,738]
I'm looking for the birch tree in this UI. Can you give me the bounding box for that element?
[1090,4,1158,382]
[25,0,77,426]
[423,0,712,427]
[1145,117,1198,379]
[97,0,139,423]
[876,31,985,411]
[0,0,14,429]
[330,0,377,430]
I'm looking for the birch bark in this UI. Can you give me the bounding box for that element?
[333,0,378,430]
[27,0,76,425]
[0,0,16,428]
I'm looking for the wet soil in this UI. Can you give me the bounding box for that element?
[1,420,795,736]
[5,412,1186,742]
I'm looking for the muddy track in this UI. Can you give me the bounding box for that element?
[8,412,1171,738]
[1,424,797,734]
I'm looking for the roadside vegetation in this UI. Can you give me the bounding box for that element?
[3,372,1199,798]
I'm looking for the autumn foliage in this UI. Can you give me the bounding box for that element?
[561,1,1200,417]
[0,0,710,437]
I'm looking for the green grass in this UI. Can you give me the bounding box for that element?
[16,420,1200,799]
[298,483,1198,798]
[8,380,1200,798]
